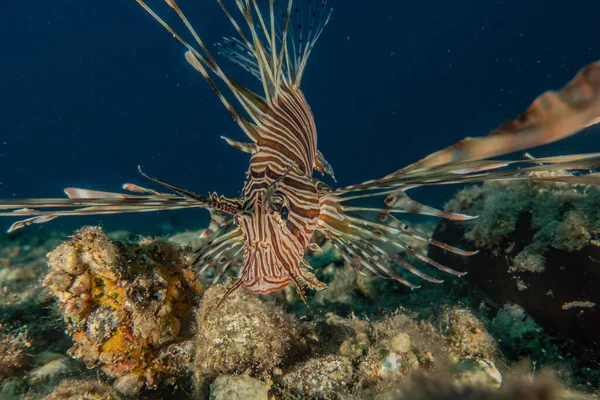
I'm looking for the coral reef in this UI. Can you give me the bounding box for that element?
[43,226,201,394]
[0,221,598,399]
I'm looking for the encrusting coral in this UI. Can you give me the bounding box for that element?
[43,226,201,394]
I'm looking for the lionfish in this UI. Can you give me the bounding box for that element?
[2,0,600,305]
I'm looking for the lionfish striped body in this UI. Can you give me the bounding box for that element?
[2,0,600,304]
[238,85,322,294]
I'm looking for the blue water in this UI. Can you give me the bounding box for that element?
[1,0,599,234]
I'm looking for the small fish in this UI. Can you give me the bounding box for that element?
[2,0,600,305]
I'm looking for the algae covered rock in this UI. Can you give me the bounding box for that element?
[489,302,545,358]
[43,226,201,393]
[194,284,300,383]
[437,306,496,362]
[0,325,32,380]
[209,375,271,400]
[281,354,353,399]
[43,378,121,399]
[451,357,502,390]
[432,178,600,360]
[375,370,590,400]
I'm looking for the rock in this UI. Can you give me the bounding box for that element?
[44,379,121,399]
[0,326,32,380]
[313,264,357,306]
[113,373,145,396]
[437,307,495,362]
[280,355,353,399]
[388,332,411,354]
[44,227,200,390]
[26,357,72,386]
[451,358,502,390]
[194,284,300,383]
[209,375,270,400]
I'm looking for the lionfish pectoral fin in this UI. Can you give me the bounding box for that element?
[194,219,244,283]
[315,150,336,182]
[307,243,323,253]
[215,278,244,309]
[402,61,600,173]
[316,62,600,289]
[220,136,257,154]
[317,190,470,289]
[7,215,58,234]
[0,186,203,233]
[201,209,232,238]
[298,264,327,291]
[137,166,242,216]
[0,165,243,232]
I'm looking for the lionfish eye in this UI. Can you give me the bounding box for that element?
[280,206,289,220]
[270,193,285,211]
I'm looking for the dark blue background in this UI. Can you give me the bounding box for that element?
[1,0,599,233]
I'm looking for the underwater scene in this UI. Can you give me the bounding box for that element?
[1,0,600,399]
